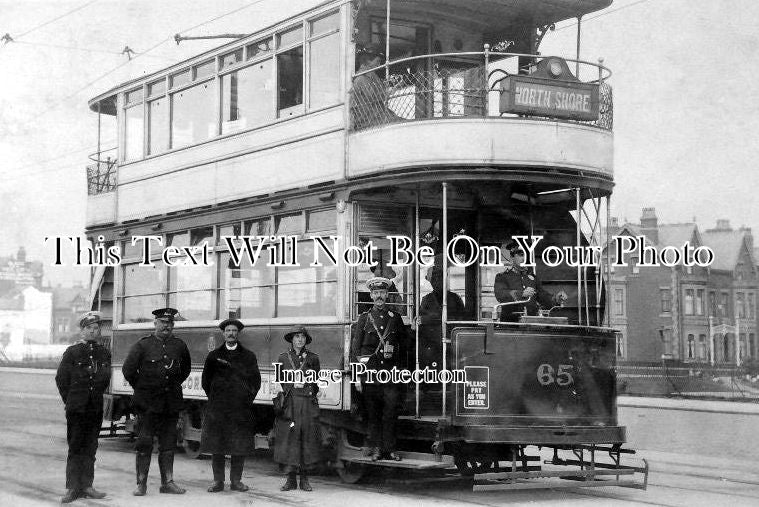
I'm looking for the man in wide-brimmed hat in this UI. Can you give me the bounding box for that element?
[55,311,110,503]
[350,276,408,461]
[200,318,261,493]
[273,325,321,492]
[122,308,191,496]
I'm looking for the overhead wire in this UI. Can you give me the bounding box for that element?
[0,0,99,52]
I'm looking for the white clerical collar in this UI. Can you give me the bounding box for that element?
[225,342,238,351]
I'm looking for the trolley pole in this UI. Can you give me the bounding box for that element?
[442,182,448,417]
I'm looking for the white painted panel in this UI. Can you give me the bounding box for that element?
[348,119,613,178]
[85,192,117,226]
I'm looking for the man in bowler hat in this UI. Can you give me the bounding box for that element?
[55,311,111,503]
[122,307,191,495]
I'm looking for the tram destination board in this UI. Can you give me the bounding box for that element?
[500,76,600,121]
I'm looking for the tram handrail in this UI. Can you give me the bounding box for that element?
[445,320,619,333]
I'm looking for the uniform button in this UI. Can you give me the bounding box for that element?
[165,376,169,379]
[164,388,169,391]
[163,355,167,359]
[89,355,93,359]
[89,387,93,391]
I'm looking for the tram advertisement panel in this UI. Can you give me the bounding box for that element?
[452,327,617,427]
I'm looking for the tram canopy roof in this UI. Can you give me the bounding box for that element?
[88,0,612,114]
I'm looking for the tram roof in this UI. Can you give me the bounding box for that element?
[88,0,611,114]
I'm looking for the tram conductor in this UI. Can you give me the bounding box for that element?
[55,311,111,503]
[350,276,408,461]
[495,240,567,321]
[122,307,191,496]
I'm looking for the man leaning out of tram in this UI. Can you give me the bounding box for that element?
[495,240,567,322]
[200,318,261,493]
[350,276,408,461]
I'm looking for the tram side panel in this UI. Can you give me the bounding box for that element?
[106,325,347,431]
[452,327,618,434]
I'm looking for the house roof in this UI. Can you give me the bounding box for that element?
[701,230,754,271]
[658,223,700,248]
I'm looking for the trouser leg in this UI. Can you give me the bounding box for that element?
[381,386,399,453]
[212,454,226,483]
[65,411,86,490]
[133,413,154,495]
[363,386,382,449]
[80,411,102,488]
[230,456,245,483]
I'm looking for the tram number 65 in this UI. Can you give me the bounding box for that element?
[536,364,574,386]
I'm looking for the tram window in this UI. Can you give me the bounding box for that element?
[220,253,275,319]
[275,212,304,236]
[171,80,216,148]
[245,218,272,236]
[123,295,166,323]
[220,49,243,70]
[121,261,167,323]
[147,79,166,97]
[121,239,143,260]
[277,47,304,111]
[125,88,143,105]
[307,208,335,232]
[190,227,214,246]
[310,12,339,36]
[166,231,189,248]
[170,69,191,88]
[309,29,340,109]
[169,261,215,321]
[124,103,144,162]
[148,97,168,155]
[221,58,275,134]
[277,241,337,317]
[247,39,273,60]
[277,25,303,49]
[217,223,242,244]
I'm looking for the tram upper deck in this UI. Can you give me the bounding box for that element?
[86,0,613,229]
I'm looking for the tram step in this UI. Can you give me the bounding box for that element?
[346,451,454,470]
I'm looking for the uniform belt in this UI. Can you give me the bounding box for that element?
[291,386,314,396]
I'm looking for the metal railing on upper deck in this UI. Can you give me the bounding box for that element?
[86,148,117,195]
[350,50,612,132]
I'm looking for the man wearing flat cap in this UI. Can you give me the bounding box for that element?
[200,318,261,493]
[350,276,408,461]
[122,307,191,496]
[55,311,111,503]
[352,42,404,129]
[495,240,567,322]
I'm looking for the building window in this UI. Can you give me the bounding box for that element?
[750,333,755,358]
[709,291,717,317]
[698,334,707,360]
[737,292,746,318]
[613,288,625,316]
[749,293,756,319]
[631,257,639,274]
[684,289,695,315]
[696,289,704,316]
[661,289,672,313]
[662,328,673,356]
[720,292,729,317]
[687,334,695,359]
[616,332,625,359]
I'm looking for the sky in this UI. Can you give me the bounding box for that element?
[0,0,758,287]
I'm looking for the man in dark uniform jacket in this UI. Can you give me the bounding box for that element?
[122,307,191,496]
[201,318,261,493]
[55,311,111,503]
[495,240,567,321]
[350,276,407,461]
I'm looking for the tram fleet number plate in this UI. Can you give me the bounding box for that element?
[500,76,600,121]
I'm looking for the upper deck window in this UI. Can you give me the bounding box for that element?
[124,88,144,161]
[246,38,273,60]
[221,49,244,70]
[171,80,216,148]
[308,11,341,109]
[221,58,275,134]
[277,25,303,49]
[170,69,191,88]
[194,60,216,80]
[148,79,166,97]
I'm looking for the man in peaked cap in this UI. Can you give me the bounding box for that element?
[350,276,408,461]
[122,308,191,496]
[495,240,567,321]
[55,311,111,503]
[200,318,261,493]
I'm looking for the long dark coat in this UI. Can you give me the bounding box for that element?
[199,343,261,455]
[272,348,322,468]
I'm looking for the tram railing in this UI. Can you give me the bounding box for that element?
[350,50,612,132]
[86,148,117,195]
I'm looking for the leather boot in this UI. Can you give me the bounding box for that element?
[158,451,186,494]
[61,489,79,503]
[229,456,248,492]
[80,486,106,499]
[133,452,151,496]
[208,454,224,492]
[299,472,313,492]
[280,472,297,491]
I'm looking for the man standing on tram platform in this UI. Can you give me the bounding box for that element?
[55,311,111,503]
[350,276,408,461]
[122,307,191,496]
[495,240,567,321]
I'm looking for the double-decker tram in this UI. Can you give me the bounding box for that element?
[85,0,647,489]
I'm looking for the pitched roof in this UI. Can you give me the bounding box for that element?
[701,230,753,271]
[658,223,700,248]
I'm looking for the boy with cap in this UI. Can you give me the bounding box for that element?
[122,308,191,496]
[55,311,111,503]
[350,276,408,461]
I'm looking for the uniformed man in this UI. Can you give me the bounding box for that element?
[494,240,567,321]
[350,276,408,461]
[122,307,191,496]
[55,311,111,503]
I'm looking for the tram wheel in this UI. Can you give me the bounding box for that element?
[336,461,365,484]
[453,457,497,476]
[182,439,201,459]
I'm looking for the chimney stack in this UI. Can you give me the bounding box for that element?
[640,207,658,243]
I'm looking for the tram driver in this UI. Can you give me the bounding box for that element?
[495,240,567,322]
